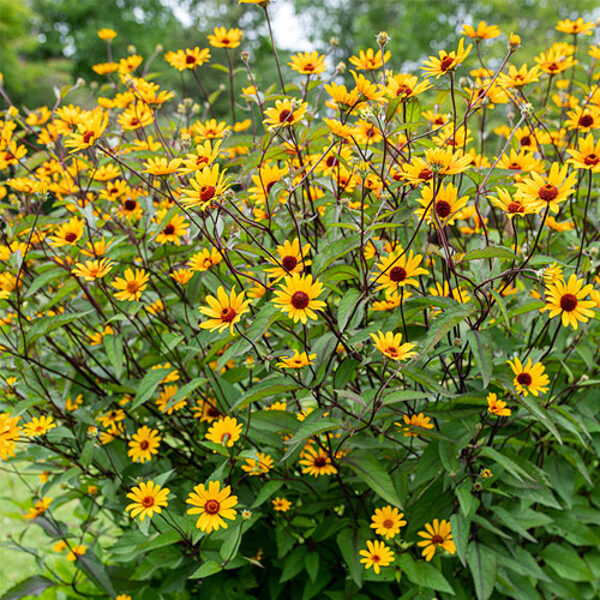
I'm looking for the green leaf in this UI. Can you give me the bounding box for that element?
[397,553,455,594]
[466,330,492,389]
[342,450,403,508]
[312,234,361,275]
[131,368,169,409]
[517,395,562,444]
[281,413,341,461]
[251,480,283,508]
[0,576,55,600]
[541,543,593,581]
[419,304,475,358]
[233,378,301,410]
[336,529,362,587]
[450,512,469,566]
[190,560,222,579]
[305,551,320,583]
[466,542,496,600]
[461,246,516,262]
[26,268,65,297]
[480,446,535,483]
[166,377,208,411]
[337,289,362,331]
[78,552,116,597]
[382,390,429,405]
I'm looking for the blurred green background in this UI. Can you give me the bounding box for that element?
[0,0,598,110]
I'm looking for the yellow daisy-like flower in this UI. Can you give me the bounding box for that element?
[487,393,511,417]
[370,331,416,362]
[299,446,337,477]
[288,51,327,75]
[370,505,407,540]
[97,28,117,41]
[180,164,230,210]
[488,188,537,218]
[371,250,429,293]
[396,413,434,437]
[156,385,187,414]
[64,111,109,153]
[556,18,594,36]
[497,63,540,89]
[349,48,391,71]
[417,519,456,561]
[542,274,596,330]
[462,21,500,40]
[48,216,84,248]
[111,268,149,302]
[0,413,21,460]
[188,247,222,272]
[205,416,243,447]
[276,350,316,369]
[265,238,311,280]
[143,157,182,176]
[565,106,600,133]
[428,281,471,305]
[22,415,56,437]
[566,133,600,171]
[186,480,238,533]
[507,357,550,397]
[514,162,577,214]
[192,399,222,422]
[207,27,242,49]
[421,38,472,78]
[164,47,211,71]
[127,426,161,463]
[263,98,308,129]
[272,273,326,324]
[71,258,114,281]
[154,211,189,245]
[125,480,170,521]
[272,497,292,512]
[359,540,395,574]
[198,286,251,334]
[415,182,469,227]
[241,452,274,475]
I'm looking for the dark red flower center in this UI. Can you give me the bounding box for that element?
[383,519,394,529]
[207,405,220,418]
[371,554,381,562]
[560,293,578,312]
[130,118,140,127]
[200,185,216,203]
[279,109,294,124]
[124,199,137,211]
[516,372,533,386]
[127,281,140,293]
[64,232,78,243]
[396,84,413,97]
[508,162,521,170]
[325,155,338,168]
[520,135,532,147]
[507,202,524,213]
[538,184,559,201]
[163,224,175,235]
[291,291,310,309]
[418,168,433,181]
[584,154,599,165]
[220,307,236,322]
[389,266,407,282]
[185,54,196,64]
[140,440,149,450]
[435,200,452,218]
[83,131,95,144]
[281,255,298,271]
[440,55,454,72]
[142,496,154,507]
[204,499,220,514]
[265,181,276,194]
[431,534,444,545]
[579,114,594,128]
[313,456,327,467]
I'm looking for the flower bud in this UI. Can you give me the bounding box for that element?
[509,33,521,50]
[155,44,163,53]
[330,36,339,47]
[241,50,250,62]
[335,61,346,75]
[376,31,390,47]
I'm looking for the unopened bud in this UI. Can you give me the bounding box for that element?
[520,102,534,118]
[330,37,339,47]
[241,50,250,62]
[376,31,390,47]
[127,44,136,54]
[335,61,346,75]
[76,77,85,87]
[155,44,163,53]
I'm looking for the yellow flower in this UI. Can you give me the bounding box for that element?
[126,480,170,521]
[207,27,242,48]
[180,164,230,210]
[417,519,456,561]
[48,216,84,247]
[186,480,238,533]
[179,140,222,174]
[23,415,56,437]
[415,182,469,227]
[241,452,273,475]
[117,102,154,130]
[462,21,500,40]
[143,157,182,175]
[565,106,600,133]
[64,111,109,152]
[164,47,211,71]
[488,187,537,218]
[193,398,222,422]
[299,446,337,477]
[359,540,395,574]
[487,393,511,417]
[555,18,594,36]
[396,413,434,437]
[265,238,311,280]
[370,505,407,539]
[170,268,194,285]
[111,268,149,301]
[543,274,596,330]
[370,331,416,361]
[272,497,292,512]
[566,133,600,171]
[23,497,52,519]
[188,247,222,272]
[156,385,187,414]
[72,258,114,281]
[288,51,327,75]
[421,38,472,78]
[507,357,550,397]
[66,545,87,561]
[199,286,251,334]
[272,273,326,324]
[514,163,577,214]
[428,281,471,305]
[349,48,391,71]
[128,426,161,463]
[205,416,243,447]
[154,211,189,245]
[97,28,117,41]
[371,249,429,293]
[276,350,316,369]
[264,98,308,129]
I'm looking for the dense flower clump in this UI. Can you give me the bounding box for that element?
[0,8,600,600]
